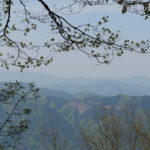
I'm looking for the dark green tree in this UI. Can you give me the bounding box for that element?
[0,81,39,150]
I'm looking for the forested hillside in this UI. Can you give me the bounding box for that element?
[1,86,148,150]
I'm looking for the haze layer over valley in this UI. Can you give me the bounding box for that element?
[1,70,150,96]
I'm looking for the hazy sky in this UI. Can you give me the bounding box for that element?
[1,1,150,78]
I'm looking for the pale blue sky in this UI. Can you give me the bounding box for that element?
[1,1,150,78]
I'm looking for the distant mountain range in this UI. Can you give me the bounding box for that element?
[1,82,150,150]
[12,88,150,149]
[1,70,150,96]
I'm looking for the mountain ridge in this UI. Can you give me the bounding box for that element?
[1,70,150,96]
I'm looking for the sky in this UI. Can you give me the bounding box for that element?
[1,1,150,78]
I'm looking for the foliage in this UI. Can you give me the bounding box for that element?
[80,107,150,150]
[0,0,149,71]
[0,81,39,150]
[0,0,149,149]
[67,0,150,19]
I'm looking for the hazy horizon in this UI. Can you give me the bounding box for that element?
[1,69,150,79]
